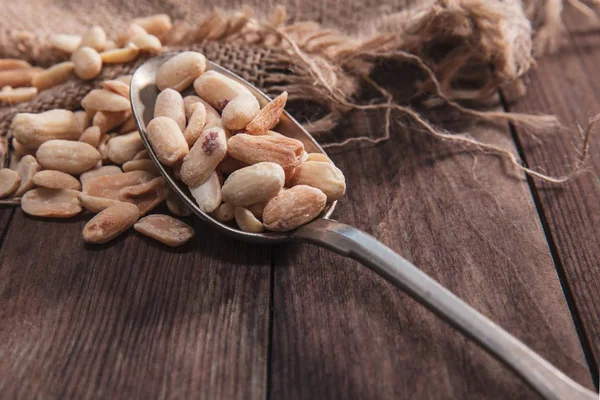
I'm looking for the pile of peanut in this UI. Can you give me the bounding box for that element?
[0,13,346,244]
[0,14,171,104]
[147,51,346,233]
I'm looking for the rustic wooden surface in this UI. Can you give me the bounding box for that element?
[504,7,600,381]
[1,10,600,400]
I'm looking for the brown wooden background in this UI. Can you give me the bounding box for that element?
[0,7,598,400]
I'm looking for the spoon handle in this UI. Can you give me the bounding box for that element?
[294,219,597,400]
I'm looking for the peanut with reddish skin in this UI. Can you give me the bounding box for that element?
[263,185,327,232]
[156,51,206,92]
[180,127,227,186]
[21,188,82,218]
[154,88,186,130]
[146,116,189,166]
[246,91,288,134]
[83,202,139,243]
[227,133,304,170]
[193,70,252,111]
[134,214,194,247]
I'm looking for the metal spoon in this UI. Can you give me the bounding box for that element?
[130,53,597,400]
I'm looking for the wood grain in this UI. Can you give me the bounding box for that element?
[270,102,594,399]
[0,207,14,248]
[505,7,600,377]
[0,209,271,399]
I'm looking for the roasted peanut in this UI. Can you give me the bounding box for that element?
[193,70,252,111]
[0,59,31,71]
[81,89,131,112]
[93,110,132,134]
[119,116,138,134]
[79,26,107,52]
[116,74,133,85]
[31,61,74,91]
[156,51,206,92]
[122,159,158,174]
[227,133,304,169]
[183,95,202,119]
[14,155,41,196]
[98,133,112,161]
[79,193,123,213]
[189,171,221,213]
[180,126,227,186]
[11,137,35,156]
[134,214,194,247]
[234,207,264,233]
[131,14,172,38]
[0,168,20,198]
[100,80,130,98]
[129,34,161,52]
[222,162,284,206]
[166,192,192,216]
[79,126,102,147]
[10,109,81,149]
[36,140,101,175]
[290,161,346,201]
[248,201,267,220]
[49,34,82,53]
[21,188,82,218]
[222,92,260,130]
[212,202,235,222]
[83,202,139,243]
[71,47,102,80]
[83,170,154,200]
[133,149,149,160]
[154,88,186,130]
[146,116,189,166]
[183,101,206,146]
[116,24,147,47]
[74,110,92,132]
[106,131,145,164]
[0,67,43,88]
[216,156,248,175]
[100,45,139,64]
[246,91,287,135]
[79,165,122,185]
[119,176,168,215]
[0,87,37,104]
[263,185,326,231]
[33,170,81,190]
[306,153,332,163]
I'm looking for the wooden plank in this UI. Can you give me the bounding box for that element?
[0,209,271,399]
[0,207,15,250]
[270,105,594,398]
[505,7,600,377]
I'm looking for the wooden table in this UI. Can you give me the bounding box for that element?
[0,8,598,400]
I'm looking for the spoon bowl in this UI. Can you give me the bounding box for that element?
[130,52,336,244]
[130,53,596,400]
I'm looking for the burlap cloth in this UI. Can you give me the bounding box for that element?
[0,0,581,172]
